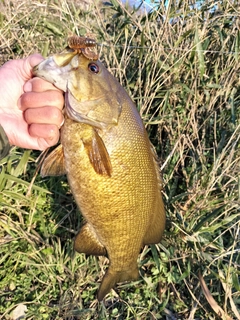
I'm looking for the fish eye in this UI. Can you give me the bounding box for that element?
[88,63,99,74]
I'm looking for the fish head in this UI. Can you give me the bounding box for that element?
[33,52,123,128]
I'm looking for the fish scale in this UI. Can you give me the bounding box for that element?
[33,44,165,301]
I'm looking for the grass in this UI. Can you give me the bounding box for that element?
[0,0,239,319]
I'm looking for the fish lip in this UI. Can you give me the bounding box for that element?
[32,57,73,91]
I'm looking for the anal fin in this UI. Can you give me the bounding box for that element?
[74,223,107,257]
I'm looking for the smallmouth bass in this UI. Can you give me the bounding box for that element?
[33,44,165,301]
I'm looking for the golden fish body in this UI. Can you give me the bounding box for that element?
[34,51,165,301]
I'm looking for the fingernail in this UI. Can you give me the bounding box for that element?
[24,81,32,92]
[59,119,65,128]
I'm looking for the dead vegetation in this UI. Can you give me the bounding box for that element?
[0,0,239,319]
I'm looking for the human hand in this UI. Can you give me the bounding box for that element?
[0,54,64,150]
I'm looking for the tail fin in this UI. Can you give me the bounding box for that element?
[97,266,139,301]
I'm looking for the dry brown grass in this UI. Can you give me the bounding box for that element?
[0,0,239,319]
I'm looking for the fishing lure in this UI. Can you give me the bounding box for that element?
[67,35,98,60]
[68,35,96,48]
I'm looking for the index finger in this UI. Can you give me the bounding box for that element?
[24,77,63,93]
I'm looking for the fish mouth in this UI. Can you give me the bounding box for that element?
[33,56,73,92]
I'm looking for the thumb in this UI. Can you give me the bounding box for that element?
[21,54,45,79]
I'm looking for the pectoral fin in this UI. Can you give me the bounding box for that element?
[41,144,66,177]
[82,129,112,177]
